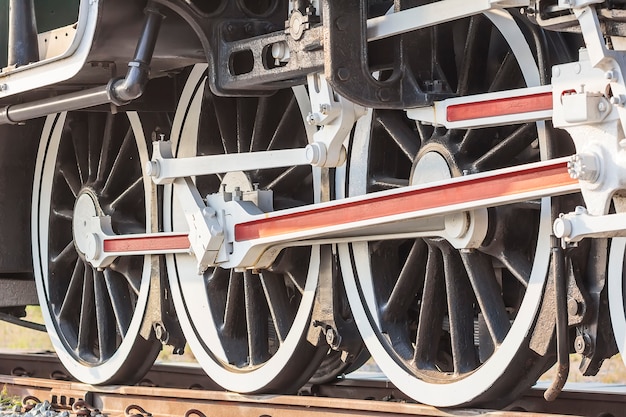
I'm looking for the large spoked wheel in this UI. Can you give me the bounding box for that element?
[340,11,556,407]
[609,238,626,366]
[164,65,327,393]
[32,111,162,384]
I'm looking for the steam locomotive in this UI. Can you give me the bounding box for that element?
[1,0,625,408]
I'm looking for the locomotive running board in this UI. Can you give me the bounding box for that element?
[86,157,580,271]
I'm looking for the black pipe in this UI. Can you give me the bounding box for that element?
[544,236,569,401]
[110,5,165,104]
[7,0,39,67]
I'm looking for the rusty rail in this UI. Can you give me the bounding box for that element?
[0,351,624,417]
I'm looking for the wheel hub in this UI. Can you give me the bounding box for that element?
[222,171,254,192]
[73,190,103,262]
[411,149,488,249]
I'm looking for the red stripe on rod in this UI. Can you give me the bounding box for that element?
[447,92,553,122]
[235,161,576,242]
[104,234,190,253]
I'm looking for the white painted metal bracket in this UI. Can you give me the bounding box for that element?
[0,0,99,98]
[554,207,626,243]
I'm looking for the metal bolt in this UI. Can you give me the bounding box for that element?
[568,298,582,316]
[567,153,600,182]
[598,101,607,112]
[574,333,592,355]
[574,63,582,74]
[552,67,560,78]
[319,103,330,115]
[335,16,348,31]
[605,70,616,81]
[233,186,243,201]
[378,87,392,102]
[337,67,350,81]
[0,84,7,92]
[153,322,169,343]
[611,95,626,106]
[325,327,341,349]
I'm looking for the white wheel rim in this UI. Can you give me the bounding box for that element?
[31,112,154,384]
[339,10,552,406]
[165,64,321,392]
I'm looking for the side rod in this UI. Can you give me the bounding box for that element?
[94,157,579,270]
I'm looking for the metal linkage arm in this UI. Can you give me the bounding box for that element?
[148,141,314,185]
[78,156,579,273]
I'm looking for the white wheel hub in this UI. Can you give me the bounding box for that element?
[73,192,101,260]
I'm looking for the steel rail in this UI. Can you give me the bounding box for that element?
[0,352,623,416]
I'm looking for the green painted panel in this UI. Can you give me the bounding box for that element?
[0,0,79,69]
[34,0,80,33]
[0,2,7,69]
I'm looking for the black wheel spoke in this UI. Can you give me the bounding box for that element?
[109,257,141,295]
[457,16,489,95]
[58,259,84,320]
[94,270,116,361]
[260,271,296,343]
[52,208,73,221]
[59,167,81,198]
[70,117,89,184]
[488,52,517,92]
[102,127,134,196]
[458,128,481,155]
[461,251,510,345]
[413,244,445,367]
[237,99,255,153]
[442,244,477,374]
[87,113,104,183]
[97,113,116,183]
[264,166,302,191]
[214,97,238,154]
[267,97,299,151]
[108,176,143,210]
[222,271,245,338]
[382,240,427,321]
[244,271,269,366]
[250,96,272,152]
[52,241,78,265]
[104,269,133,337]
[370,175,409,190]
[77,266,95,357]
[498,250,532,287]
[376,110,419,161]
[473,124,536,170]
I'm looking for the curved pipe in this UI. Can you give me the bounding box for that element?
[0,4,165,125]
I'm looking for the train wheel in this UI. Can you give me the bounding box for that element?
[164,65,327,393]
[609,239,626,365]
[32,111,162,384]
[340,10,555,407]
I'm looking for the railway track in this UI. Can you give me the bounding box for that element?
[0,352,622,417]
